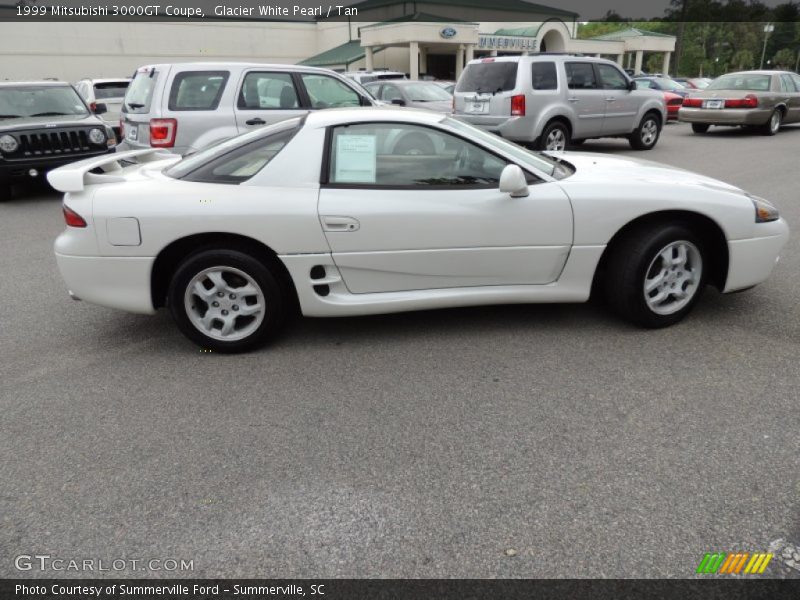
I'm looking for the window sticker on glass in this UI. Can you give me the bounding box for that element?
[335,134,376,183]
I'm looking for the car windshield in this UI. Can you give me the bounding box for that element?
[164,117,302,179]
[691,78,710,89]
[124,69,158,112]
[403,83,452,101]
[443,117,571,179]
[707,73,772,91]
[0,85,89,119]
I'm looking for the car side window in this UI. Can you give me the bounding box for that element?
[531,62,557,90]
[238,72,299,110]
[597,64,628,90]
[327,123,509,188]
[300,74,361,109]
[792,74,800,91]
[565,63,597,90]
[381,85,403,102]
[168,71,229,111]
[779,74,796,93]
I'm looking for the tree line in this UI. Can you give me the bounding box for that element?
[578,0,800,76]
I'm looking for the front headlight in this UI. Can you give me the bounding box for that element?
[0,134,18,153]
[88,127,106,145]
[750,195,780,223]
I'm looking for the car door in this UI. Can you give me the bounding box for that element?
[596,63,639,134]
[317,122,573,294]
[563,62,607,138]
[233,70,309,134]
[779,73,800,123]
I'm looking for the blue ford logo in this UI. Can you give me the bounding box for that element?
[440,27,457,39]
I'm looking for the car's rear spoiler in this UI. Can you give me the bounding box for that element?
[47,149,179,193]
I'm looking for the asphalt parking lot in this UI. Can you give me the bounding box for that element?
[1,122,799,579]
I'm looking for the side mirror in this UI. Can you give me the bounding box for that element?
[93,102,108,115]
[390,98,406,106]
[499,164,529,198]
[628,80,637,91]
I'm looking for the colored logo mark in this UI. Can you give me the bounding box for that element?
[696,552,773,575]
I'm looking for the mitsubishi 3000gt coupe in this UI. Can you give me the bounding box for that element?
[48,107,789,352]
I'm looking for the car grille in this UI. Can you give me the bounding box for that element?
[18,130,91,156]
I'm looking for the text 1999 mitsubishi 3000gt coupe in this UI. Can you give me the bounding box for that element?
[48,107,789,352]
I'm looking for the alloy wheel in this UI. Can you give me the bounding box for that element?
[643,241,703,315]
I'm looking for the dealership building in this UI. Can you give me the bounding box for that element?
[0,0,676,81]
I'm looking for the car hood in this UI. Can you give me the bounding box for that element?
[553,152,744,194]
[0,113,106,133]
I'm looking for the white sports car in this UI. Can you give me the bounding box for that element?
[49,107,789,352]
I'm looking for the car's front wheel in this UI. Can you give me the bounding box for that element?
[628,113,661,150]
[604,223,707,328]
[0,180,13,201]
[691,123,710,134]
[168,249,289,352]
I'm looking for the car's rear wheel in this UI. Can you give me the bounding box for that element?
[628,112,661,150]
[604,223,707,328]
[537,120,570,151]
[691,123,710,134]
[168,249,289,352]
[761,109,782,136]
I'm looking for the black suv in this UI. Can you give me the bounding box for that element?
[0,81,117,199]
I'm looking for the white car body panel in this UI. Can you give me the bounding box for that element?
[48,107,790,320]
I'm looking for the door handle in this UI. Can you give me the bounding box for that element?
[568,97,579,102]
[245,118,266,126]
[321,216,360,232]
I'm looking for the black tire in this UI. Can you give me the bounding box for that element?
[537,120,570,151]
[394,133,435,155]
[168,248,289,353]
[570,138,586,147]
[604,223,708,328]
[691,123,710,134]
[760,109,782,136]
[628,112,662,150]
[0,181,13,201]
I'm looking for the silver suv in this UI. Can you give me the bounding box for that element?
[453,54,666,151]
[120,62,375,155]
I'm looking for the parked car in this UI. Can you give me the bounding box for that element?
[679,70,800,135]
[674,77,711,90]
[119,62,376,155]
[634,76,690,97]
[48,107,788,352]
[364,79,453,113]
[0,81,117,199]
[453,55,666,151]
[342,69,406,85]
[662,91,683,120]
[74,78,131,136]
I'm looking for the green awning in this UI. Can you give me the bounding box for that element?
[299,40,369,68]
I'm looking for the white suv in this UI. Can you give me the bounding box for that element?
[119,62,376,155]
[453,54,666,151]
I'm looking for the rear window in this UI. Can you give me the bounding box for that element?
[456,62,518,93]
[168,71,229,111]
[531,62,557,90]
[707,74,772,91]
[124,69,158,113]
[93,81,130,100]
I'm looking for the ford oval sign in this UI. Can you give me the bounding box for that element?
[440,27,457,39]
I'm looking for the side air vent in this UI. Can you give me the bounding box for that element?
[313,284,330,297]
[310,265,326,280]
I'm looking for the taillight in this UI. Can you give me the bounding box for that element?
[119,118,125,138]
[682,97,702,107]
[725,94,758,109]
[511,94,525,116]
[63,204,87,228]
[149,118,177,148]
[89,102,97,112]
